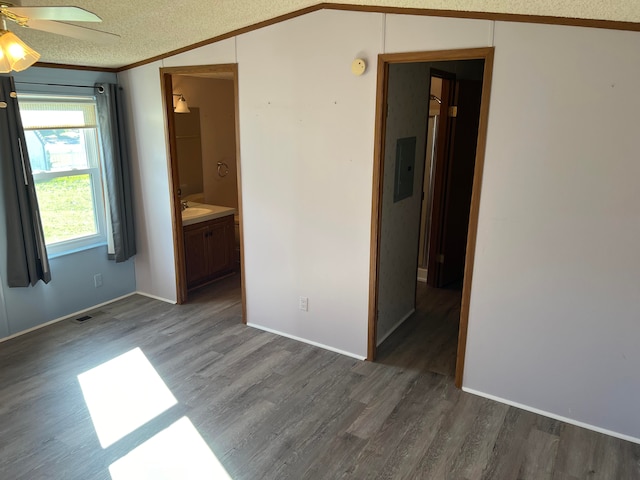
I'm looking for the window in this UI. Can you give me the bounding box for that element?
[18,95,107,256]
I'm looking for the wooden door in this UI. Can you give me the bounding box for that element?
[426,72,455,287]
[429,79,483,287]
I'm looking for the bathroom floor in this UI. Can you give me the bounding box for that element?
[185,272,242,306]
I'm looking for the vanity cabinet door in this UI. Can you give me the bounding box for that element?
[184,223,210,288]
[208,217,234,276]
[184,215,235,290]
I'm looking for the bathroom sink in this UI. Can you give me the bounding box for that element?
[182,207,211,219]
[181,202,235,226]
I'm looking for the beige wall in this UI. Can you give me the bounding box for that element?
[172,76,238,208]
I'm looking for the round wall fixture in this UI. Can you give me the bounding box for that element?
[351,58,366,76]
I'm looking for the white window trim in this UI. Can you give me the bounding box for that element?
[34,168,108,258]
[19,94,109,258]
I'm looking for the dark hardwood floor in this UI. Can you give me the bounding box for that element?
[1,274,639,479]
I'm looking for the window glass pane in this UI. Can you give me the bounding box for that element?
[18,94,106,253]
[34,174,98,244]
[26,128,92,172]
[19,99,97,129]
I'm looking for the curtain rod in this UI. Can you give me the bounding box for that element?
[15,81,105,92]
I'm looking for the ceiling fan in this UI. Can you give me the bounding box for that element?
[0,1,119,72]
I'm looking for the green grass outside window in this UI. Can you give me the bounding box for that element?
[34,174,97,245]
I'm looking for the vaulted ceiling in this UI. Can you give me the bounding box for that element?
[7,1,640,70]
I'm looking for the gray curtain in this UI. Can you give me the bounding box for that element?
[0,76,51,287]
[95,83,136,263]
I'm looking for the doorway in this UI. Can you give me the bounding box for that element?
[368,48,494,387]
[161,64,246,322]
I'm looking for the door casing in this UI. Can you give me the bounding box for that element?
[160,64,247,324]
[367,48,495,388]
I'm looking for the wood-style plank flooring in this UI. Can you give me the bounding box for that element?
[1,274,639,479]
[377,281,462,378]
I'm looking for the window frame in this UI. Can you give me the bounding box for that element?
[18,93,108,258]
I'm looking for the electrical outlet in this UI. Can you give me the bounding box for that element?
[94,273,103,288]
[299,296,308,312]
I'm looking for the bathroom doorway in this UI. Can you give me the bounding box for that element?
[161,64,246,321]
[368,48,494,387]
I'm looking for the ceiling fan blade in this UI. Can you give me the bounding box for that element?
[9,6,101,22]
[26,20,119,44]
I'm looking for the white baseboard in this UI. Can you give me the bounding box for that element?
[417,268,427,283]
[377,308,415,346]
[135,291,176,304]
[0,292,137,343]
[247,323,366,360]
[463,387,640,445]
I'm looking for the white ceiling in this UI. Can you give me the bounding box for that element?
[7,0,640,70]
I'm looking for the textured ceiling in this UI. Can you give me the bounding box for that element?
[6,0,640,69]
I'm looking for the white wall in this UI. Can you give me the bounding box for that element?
[376,62,430,344]
[118,62,177,302]
[464,21,640,441]
[122,9,640,440]
[385,14,494,53]
[237,10,381,357]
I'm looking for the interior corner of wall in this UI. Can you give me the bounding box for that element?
[490,21,496,47]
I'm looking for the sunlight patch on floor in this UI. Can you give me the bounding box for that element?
[109,416,232,480]
[77,348,178,448]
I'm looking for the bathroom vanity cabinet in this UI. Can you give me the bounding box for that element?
[184,214,235,290]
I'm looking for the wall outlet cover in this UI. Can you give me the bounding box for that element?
[299,296,308,312]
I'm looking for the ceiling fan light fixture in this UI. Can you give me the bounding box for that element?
[0,29,40,73]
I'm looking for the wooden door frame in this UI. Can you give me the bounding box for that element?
[367,47,494,388]
[160,64,247,323]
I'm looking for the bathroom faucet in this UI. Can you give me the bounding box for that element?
[181,201,189,211]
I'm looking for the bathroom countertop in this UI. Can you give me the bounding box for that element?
[181,202,236,226]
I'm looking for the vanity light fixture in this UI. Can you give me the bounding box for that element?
[172,93,190,113]
[0,18,40,73]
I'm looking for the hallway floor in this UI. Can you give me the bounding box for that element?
[377,280,462,377]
